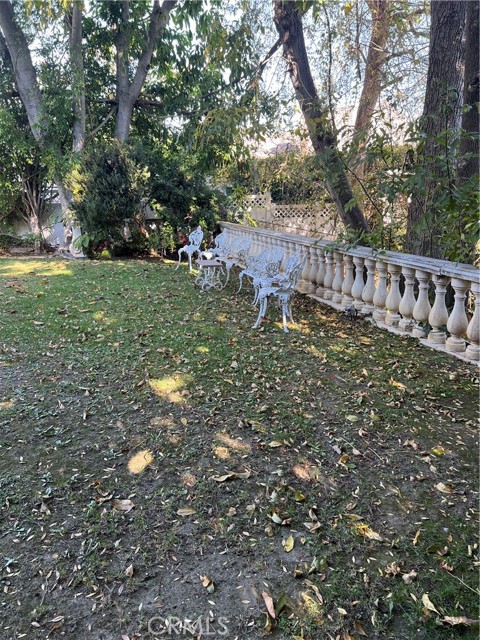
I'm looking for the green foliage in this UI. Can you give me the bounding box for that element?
[402,117,479,263]
[224,146,330,205]
[69,140,149,255]
[0,229,37,250]
[130,139,226,239]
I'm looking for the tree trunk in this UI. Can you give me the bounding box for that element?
[0,0,73,217]
[68,1,86,153]
[114,0,177,142]
[273,0,370,234]
[406,0,465,258]
[353,0,391,180]
[457,0,479,184]
[0,0,43,140]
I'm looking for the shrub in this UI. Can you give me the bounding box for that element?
[69,141,149,256]
[130,141,227,244]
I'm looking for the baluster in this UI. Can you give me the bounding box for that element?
[280,239,289,265]
[323,252,335,300]
[361,258,376,314]
[446,278,469,352]
[332,251,344,304]
[305,245,318,294]
[428,275,450,344]
[254,232,261,256]
[465,281,480,361]
[341,254,355,306]
[288,240,297,265]
[351,257,365,311]
[299,244,312,292]
[412,270,432,338]
[263,233,270,253]
[372,260,388,323]
[274,238,280,264]
[315,249,326,297]
[385,264,402,326]
[398,267,416,332]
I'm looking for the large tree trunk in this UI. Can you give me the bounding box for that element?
[457,0,479,184]
[114,0,177,142]
[0,0,43,140]
[353,0,391,180]
[406,0,465,258]
[21,159,48,254]
[68,1,86,153]
[273,1,370,234]
[0,0,77,242]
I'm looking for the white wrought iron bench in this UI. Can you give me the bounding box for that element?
[252,252,307,333]
[175,226,203,271]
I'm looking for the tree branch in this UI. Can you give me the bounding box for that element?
[87,105,117,139]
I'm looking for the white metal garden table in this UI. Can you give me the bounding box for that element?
[195,259,226,291]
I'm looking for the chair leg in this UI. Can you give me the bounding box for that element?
[252,285,259,306]
[225,262,233,285]
[282,301,290,333]
[175,249,184,270]
[253,296,268,329]
[288,299,294,323]
[187,253,192,271]
[237,271,245,293]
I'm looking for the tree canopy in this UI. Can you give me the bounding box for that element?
[0,0,478,262]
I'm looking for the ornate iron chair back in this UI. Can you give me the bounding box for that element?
[176,226,204,271]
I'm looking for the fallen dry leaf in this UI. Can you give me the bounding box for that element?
[262,591,276,620]
[421,593,440,614]
[177,507,196,516]
[435,482,454,494]
[441,616,479,627]
[283,535,295,552]
[210,469,251,482]
[354,523,383,541]
[200,575,215,593]
[354,619,368,636]
[112,499,134,512]
[402,570,417,584]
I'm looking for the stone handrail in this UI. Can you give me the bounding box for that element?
[220,221,480,364]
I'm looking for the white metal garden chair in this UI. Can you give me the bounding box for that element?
[252,252,307,333]
[175,226,203,271]
[237,246,284,301]
[251,248,303,305]
[201,230,228,260]
[216,237,252,284]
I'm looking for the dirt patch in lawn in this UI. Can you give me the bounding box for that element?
[0,258,478,640]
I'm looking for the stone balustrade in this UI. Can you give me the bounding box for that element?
[220,221,480,365]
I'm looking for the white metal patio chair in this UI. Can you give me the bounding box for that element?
[251,248,303,306]
[216,237,252,285]
[175,226,203,271]
[252,252,307,333]
[237,246,284,300]
[201,230,229,260]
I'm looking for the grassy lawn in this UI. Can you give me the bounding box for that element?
[0,256,478,640]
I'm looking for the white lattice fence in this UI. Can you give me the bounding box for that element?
[244,193,340,239]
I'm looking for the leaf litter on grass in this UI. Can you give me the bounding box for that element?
[0,257,478,640]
